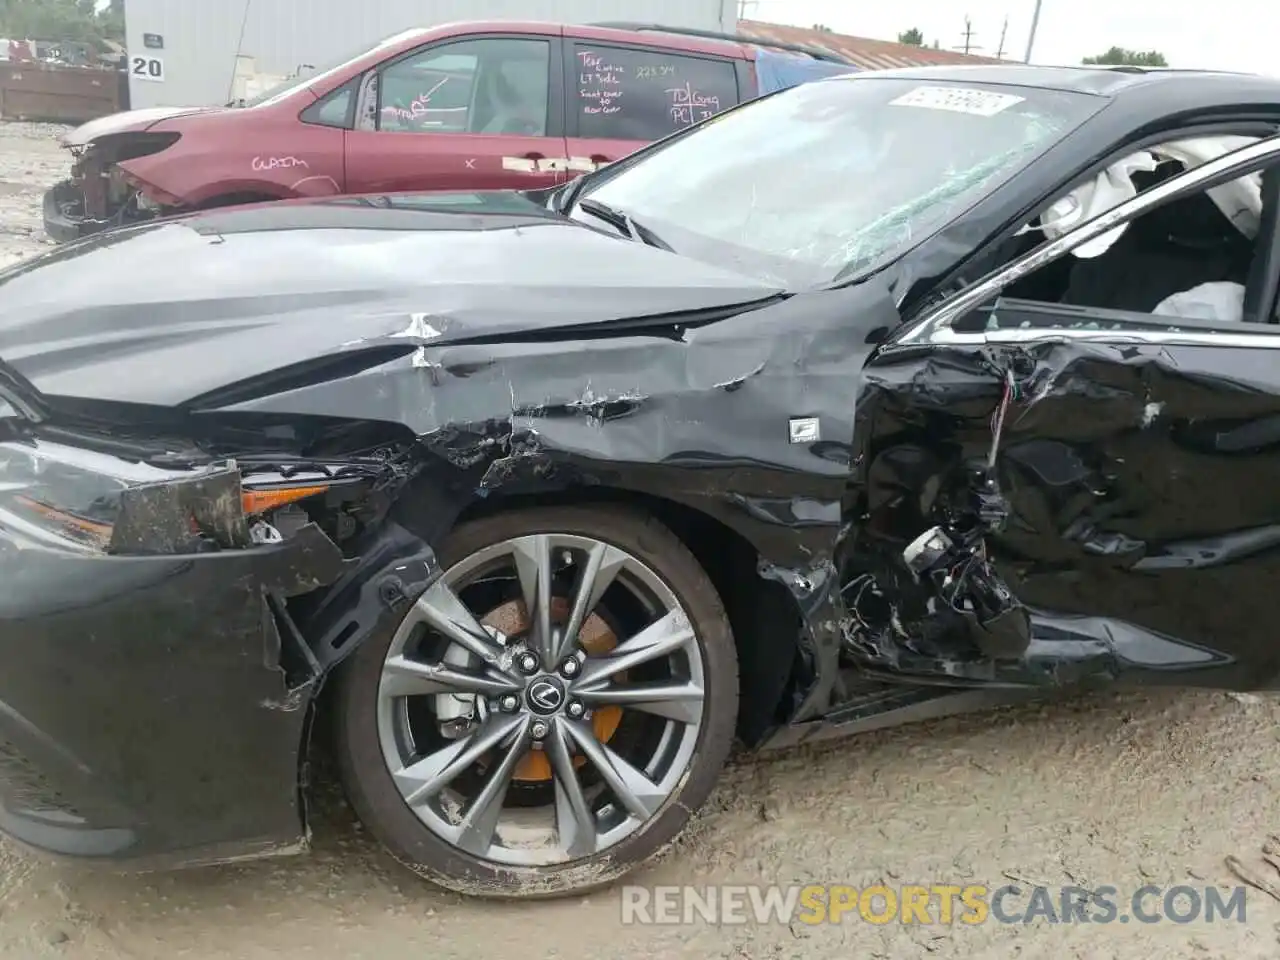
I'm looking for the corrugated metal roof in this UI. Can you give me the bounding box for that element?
[737,20,1005,71]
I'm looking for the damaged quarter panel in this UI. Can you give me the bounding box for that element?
[852,332,1280,690]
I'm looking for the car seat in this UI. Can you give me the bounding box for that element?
[478,62,542,135]
[1059,165,1253,314]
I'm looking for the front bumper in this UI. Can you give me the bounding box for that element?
[0,519,345,868]
[41,178,100,243]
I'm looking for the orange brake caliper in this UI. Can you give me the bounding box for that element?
[480,596,624,782]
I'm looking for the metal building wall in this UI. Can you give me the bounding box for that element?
[124,0,737,109]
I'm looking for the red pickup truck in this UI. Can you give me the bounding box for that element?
[43,20,853,242]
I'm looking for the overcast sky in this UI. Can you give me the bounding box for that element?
[744,0,1274,75]
[95,0,1267,75]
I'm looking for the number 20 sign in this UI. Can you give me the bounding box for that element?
[130,55,165,82]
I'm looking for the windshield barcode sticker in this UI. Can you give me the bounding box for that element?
[889,86,1025,116]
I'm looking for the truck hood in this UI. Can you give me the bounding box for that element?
[61,106,223,146]
[0,193,785,410]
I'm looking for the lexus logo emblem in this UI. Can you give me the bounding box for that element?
[527,679,565,714]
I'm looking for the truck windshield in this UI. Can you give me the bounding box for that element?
[577,77,1105,289]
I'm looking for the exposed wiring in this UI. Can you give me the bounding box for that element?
[987,368,1019,470]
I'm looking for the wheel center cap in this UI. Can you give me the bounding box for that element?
[526,675,567,715]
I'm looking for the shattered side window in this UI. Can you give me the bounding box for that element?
[581,78,1103,288]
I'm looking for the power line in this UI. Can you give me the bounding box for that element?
[953,16,981,56]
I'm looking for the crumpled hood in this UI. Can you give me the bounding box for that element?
[60,106,224,146]
[0,197,783,410]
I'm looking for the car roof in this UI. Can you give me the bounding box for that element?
[290,20,760,101]
[372,20,849,65]
[566,22,757,60]
[573,22,850,64]
[823,63,1280,99]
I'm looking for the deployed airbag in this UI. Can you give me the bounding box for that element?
[1040,135,1262,259]
[1041,151,1159,258]
[1153,280,1246,323]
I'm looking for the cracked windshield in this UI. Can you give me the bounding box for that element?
[581,77,1103,287]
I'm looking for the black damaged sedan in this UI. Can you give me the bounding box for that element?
[5,64,1280,898]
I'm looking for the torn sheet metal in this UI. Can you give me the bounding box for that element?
[848,333,1280,689]
[216,281,903,721]
[0,506,347,864]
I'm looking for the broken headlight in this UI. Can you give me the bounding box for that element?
[0,435,216,553]
[0,435,349,556]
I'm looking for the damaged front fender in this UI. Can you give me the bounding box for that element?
[206,282,904,730]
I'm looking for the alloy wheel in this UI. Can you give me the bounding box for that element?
[374,533,707,866]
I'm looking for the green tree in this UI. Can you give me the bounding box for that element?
[811,23,832,32]
[1082,46,1168,67]
[97,0,124,44]
[0,0,124,49]
[898,27,924,46]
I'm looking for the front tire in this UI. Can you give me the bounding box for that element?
[333,504,738,898]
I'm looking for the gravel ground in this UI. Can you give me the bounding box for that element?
[1,120,1279,960]
[0,120,69,267]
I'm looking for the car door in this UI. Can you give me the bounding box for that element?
[561,38,743,176]
[344,33,568,194]
[857,136,1280,684]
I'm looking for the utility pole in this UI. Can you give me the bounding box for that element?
[995,16,1009,59]
[954,16,980,56]
[1023,0,1043,62]
[736,0,758,20]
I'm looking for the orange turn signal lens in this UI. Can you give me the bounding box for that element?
[13,495,114,545]
[241,484,330,516]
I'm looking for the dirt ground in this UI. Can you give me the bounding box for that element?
[0,121,66,267]
[1,120,1280,960]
